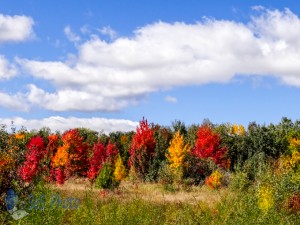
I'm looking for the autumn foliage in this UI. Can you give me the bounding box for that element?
[166,131,190,169]
[231,124,246,136]
[205,170,222,189]
[193,125,229,168]
[114,154,126,182]
[129,117,156,179]
[51,129,90,184]
[18,136,46,182]
[87,142,118,180]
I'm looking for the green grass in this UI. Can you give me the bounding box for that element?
[1,181,300,225]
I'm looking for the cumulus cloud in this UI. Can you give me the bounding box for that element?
[0,116,138,134]
[26,84,138,111]
[0,14,34,42]
[64,26,81,42]
[165,95,177,104]
[0,55,17,79]
[15,8,300,112]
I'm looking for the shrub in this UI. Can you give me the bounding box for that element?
[256,185,274,213]
[284,193,300,214]
[158,162,174,186]
[205,170,223,189]
[95,163,119,189]
[183,154,214,185]
[229,171,250,191]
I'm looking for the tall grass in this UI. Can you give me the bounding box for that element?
[1,177,300,225]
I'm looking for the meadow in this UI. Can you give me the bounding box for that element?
[1,117,300,224]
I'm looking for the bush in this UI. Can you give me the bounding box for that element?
[157,162,174,185]
[229,171,251,191]
[95,163,119,189]
[205,170,223,189]
[284,193,300,214]
[183,154,215,185]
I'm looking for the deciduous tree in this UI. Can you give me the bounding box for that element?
[129,117,156,180]
[193,125,229,168]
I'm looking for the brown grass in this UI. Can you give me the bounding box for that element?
[50,179,227,208]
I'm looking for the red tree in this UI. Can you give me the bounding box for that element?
[18,136,46,182]
[129,117,156,179]
[63,129,90,177]
[193,125,229,168]
[43,134,60,182]
[51,129,90,184]
[87,141,118,180]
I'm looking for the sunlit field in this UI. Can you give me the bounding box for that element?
[1,118,300,224]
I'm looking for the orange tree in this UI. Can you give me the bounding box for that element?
[51,129,90,184]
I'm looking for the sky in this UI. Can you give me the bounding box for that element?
[1,0,300,133]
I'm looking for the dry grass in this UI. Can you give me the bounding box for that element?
[50,179,226,208]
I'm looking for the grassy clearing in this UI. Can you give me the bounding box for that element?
[1,180,300,225]
[53,179,225,207]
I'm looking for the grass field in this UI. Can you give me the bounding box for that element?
[1,179,300,225]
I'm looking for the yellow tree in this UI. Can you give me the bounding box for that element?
[166,131,190,181]
[282,137,300,174]
[114,154,126,182]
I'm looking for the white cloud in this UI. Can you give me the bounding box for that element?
[26,84,137,111]
[80,25,90,34]
[64,26,81,42]
[165,95,177,104]
[0,116,138,134]
[0,92,28,111]
[15,8,300,112]
[0,55,17,79]
[251,5,265,11]
[0,14,34,42]
[99,26,117,39]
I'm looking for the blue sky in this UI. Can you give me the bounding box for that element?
[1,0,300,133]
